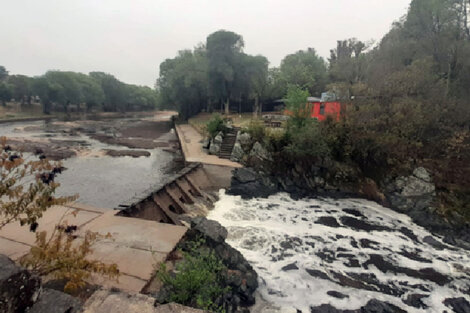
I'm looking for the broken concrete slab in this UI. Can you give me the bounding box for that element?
[80,211,187,254]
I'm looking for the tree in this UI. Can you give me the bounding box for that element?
[244,55,269,117]
[8,75,33,105]
[157,49,209,119]
[284,84,311,128]
[89,72,126,112]
[0,66,8,82]
[280,48,328,96]
[0,82,12,106]
[206,30,244,114]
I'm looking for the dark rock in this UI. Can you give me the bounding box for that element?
[331,271,404,296]
[281,263,299,271]
[340,216,391,232]
[315,217,340,228]
[398,227,419,242]
[27,289,82,313]
[423,236,448,250]
[310,299,406,313]
[443,297,470,313]
[232,168,258,184]
[342,208,365,217]
[361,299,406,313]
[316,249,336,263]
[190,217,227,243]
[359,239,380,249]
[104,149,151,158]
[305,269,330,280]
[362,254,450,285]
[326,291,349,299]
[0,254,41,313]
[398,249,432,263]
[403,293,428,309]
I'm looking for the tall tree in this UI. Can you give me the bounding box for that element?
[206,30,244,114]
[280,48,328,96]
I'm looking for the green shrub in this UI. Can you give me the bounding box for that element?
[206,114,226,138]
[156,238,229,312]
[283,118,330,163]
[245,119,266,143]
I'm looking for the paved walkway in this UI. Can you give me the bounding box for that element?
[0,203,187,292]
[175,124,242,168]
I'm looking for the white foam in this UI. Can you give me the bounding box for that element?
[208,190,470,313]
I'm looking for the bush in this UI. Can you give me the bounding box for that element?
[245,119,266,143]
[283,118,330,163]
[156,238,229,312]
[206,114,226,138]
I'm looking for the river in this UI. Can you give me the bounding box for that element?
[209,190,470,313]
[0,115,182,209]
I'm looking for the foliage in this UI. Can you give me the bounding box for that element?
[0,137,75,229]
[245,119,266,143]
[284,85,311,128]
[156,238,229,312]
[284,118,331,163]
[279,48,328,96]
[20,221,119,293]
[206,114,226,138]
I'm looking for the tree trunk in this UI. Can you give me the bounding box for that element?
[253,94,259,118]
[259,101,263,116]
[465,0,470,39]
[225,98,230,115]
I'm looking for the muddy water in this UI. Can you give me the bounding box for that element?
[0,118,182,208]
[209,190,470,313]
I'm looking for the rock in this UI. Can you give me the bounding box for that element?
[238,132,251,147]
[413,167,432,182]
[209,138,221,155]
[342,208,364,218]
[232,168,258,184]
[403,293,428,309]
[423,236,448,250]
[310,299,406,313]
[230,142,244,162]
[0,254,41,313]
[281,262,299,271]
[339,216,391,232]
[305,269,330,280]
[190,217,227,243]
[27,289,82,313]
[249,142,271,161]
[385,167,435,213]
[443,297,470,313]
[104,149,151,158]
[183,218,258,308]
[326,291,349,299]
[315,216,340,228]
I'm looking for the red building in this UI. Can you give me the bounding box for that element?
[308,96,341,121]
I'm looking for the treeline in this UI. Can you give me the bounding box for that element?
[0,67,158,114]
[156,31,327,119]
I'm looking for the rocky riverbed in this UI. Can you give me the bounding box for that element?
[208,190,470,313]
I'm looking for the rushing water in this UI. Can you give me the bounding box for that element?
[0,119,180,208]
[208,190,470,313]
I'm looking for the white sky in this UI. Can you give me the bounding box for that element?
[0,0,411,87]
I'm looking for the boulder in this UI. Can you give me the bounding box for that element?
[190,217,228,243]
[184,218,258,308]
[230,142,244,162]
[238,132,251,147]
[209,133,223,155]
[232,168,258,184]
[385,167,436,213]
[27,289,82,313]
[249,142,271,161]
[0,254,41,313]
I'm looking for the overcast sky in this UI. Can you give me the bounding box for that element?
[1,0,411,87]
